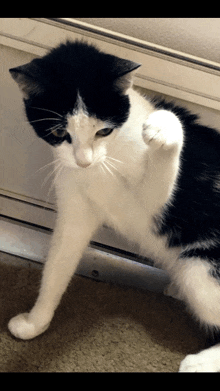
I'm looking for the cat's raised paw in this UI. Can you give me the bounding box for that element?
[142,110,183,152]
[8,313,50,340]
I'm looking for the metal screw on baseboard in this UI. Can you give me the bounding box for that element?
[91,270,99,278]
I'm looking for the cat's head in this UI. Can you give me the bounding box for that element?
[10,40,140,169]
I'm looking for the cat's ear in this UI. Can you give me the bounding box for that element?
[113,59,141,93]
[9,59,44,99]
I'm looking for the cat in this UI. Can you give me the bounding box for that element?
[8,40,220,371]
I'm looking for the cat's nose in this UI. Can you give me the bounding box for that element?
[77,160,91,168]
[75,147,93,168]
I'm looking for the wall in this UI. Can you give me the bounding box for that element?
[75,18,220,63]
[0,44,55,204]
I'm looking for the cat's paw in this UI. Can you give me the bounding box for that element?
[142,110,183,152]
[8,313,50,340]
[179,352,220,372]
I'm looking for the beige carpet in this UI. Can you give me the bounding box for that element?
[0,251,206,372]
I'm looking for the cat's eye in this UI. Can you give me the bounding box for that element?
[52,129,67,138]
[96,127,114,137]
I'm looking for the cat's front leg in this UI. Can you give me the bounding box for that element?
[8,203,100,340]
[142,110,183,206]
[142,110,183,153]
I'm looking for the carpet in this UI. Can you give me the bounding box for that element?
[0,251,206,372]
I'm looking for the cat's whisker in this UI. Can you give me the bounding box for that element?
[41,161,63,189]
[41,170,55,189]
[105,157,122,177]
[10,132,23,146]
[99,157,121,179]
[99,162,108,177]
[99,164,106,175]
[29,106,63,118]
[54,164,64,184]
[42,124,64,139]
[46,163,64,202]
[102,161,114,177]
[106,159,119,172]
[107,156,124,165]
[35,158,63,175]
[28,118,61,124]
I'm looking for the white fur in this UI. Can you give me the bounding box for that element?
[172,259,220,327]
[8,87,220,371]
[179,344,220,372]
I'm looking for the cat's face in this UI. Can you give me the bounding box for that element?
[10,41,140,170]
[53,92,121,169]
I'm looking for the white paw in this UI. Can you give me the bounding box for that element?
[142,110,183,152]
[179,352,220,372]
[8,313,50,340]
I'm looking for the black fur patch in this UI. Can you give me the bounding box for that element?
[205,330,220,347]
[11,41,136,146]
[153,99,220,252]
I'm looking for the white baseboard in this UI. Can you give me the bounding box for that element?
[0,217,170,293]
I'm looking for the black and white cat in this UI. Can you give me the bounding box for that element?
[9,40,220,371]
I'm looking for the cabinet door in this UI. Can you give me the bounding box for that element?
[1,45,55,203]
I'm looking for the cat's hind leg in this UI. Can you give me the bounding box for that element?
[171,256,220,372]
